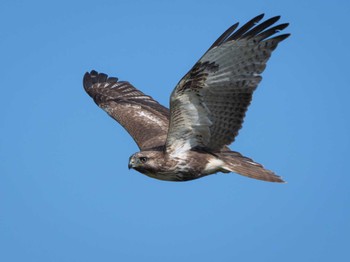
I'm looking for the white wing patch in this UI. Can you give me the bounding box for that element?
[204,158,225,174]
[168,141,191,159]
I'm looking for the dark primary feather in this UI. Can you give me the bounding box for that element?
[226,14,265,42]
[207,22,239,51]
[83,70,170,150]
[242,16,281,38]
[166,14,290,152]
[206,14,290,52]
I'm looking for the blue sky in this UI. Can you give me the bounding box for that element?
[1,0,349,261]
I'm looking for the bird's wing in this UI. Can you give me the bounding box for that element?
[166,14,289,153]
[83,70,170,150]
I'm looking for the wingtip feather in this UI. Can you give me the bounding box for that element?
[83,70,119,92]
[83,71,93,91]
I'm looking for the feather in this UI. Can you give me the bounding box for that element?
[166,15,289,152]
[83,71,170,150]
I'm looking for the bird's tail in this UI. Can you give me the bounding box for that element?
[219,151,285,183]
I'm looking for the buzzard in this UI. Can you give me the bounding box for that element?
[84,14,289,182]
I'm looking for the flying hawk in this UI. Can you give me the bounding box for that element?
[83,14,289,182]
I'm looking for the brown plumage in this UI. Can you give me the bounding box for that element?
[83,14,290,182]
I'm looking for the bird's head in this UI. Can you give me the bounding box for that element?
[128,151,163,175]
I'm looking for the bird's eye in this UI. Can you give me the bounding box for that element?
[139,157,148,163]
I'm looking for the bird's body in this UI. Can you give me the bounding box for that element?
[84,14,290,182]
[128,149,224,181]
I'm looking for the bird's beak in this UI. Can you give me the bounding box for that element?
[128,157,134,170]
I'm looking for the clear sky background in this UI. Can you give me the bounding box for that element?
[1,0,349,261]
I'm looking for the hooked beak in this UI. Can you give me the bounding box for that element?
[128,157,135,170]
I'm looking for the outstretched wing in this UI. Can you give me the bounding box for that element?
[166,14,289,153]
[83,70,170,150]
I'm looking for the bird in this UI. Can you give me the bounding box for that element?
[83,14,289,182]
